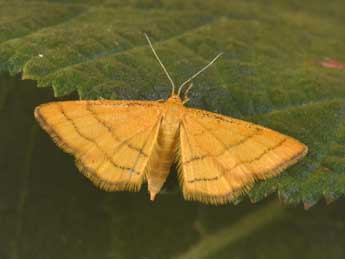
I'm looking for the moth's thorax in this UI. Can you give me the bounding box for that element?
[163,94,185,123]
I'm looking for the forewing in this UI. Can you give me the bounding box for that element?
[179,108,308,204]
[35,100,163,191]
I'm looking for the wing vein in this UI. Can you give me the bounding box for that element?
[58,103,141,174]
[128,115,162,175]
[86,103,148,157]
[187,138,289,183]
[184,116,262,162]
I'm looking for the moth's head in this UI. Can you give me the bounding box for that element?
[167,94,183,104]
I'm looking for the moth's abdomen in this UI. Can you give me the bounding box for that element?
[146,105,182,200]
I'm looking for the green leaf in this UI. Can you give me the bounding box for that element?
[1,0,345,208]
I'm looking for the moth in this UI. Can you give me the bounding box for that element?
[34,34,308,205]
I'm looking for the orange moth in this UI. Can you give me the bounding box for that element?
[34,34,307,205]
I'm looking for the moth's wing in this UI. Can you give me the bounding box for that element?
[35,100,163,192]
[178,108,308,205]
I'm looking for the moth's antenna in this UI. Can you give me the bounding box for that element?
[144,33,176,95]
[177,52,223,97]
